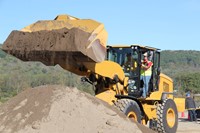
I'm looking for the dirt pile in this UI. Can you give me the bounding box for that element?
[0,85,154,133]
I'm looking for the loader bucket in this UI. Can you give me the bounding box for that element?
[2,14,108,75]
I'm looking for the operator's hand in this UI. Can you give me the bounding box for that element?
[141,64,147,69]
[138,62,142,66]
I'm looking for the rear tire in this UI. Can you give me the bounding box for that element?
[156,99,178,133]
[114,99,141,123]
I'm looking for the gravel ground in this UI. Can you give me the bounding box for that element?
[177,118,200,133]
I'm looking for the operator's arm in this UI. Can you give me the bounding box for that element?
[141,61,153,70]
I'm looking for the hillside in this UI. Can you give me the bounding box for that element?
[161,50,200,94]
[0,45,93,103]
[161,50,200,76]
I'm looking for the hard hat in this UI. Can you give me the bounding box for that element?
[143,52,148,57]
[186,93,190,97]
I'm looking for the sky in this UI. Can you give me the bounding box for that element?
[0,0,200,50]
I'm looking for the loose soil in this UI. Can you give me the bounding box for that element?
[0,85,155,133]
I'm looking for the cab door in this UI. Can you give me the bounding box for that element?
[151,51,160,91]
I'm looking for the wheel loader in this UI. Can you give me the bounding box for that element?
[2,14,178,133]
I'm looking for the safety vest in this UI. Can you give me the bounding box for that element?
[141,61,153,76]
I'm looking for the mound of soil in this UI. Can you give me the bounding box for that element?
[0,85,155,133]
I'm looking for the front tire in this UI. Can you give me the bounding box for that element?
[156,99,178,133]
[114,99,141,123]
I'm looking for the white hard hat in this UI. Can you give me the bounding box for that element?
[143,52,148,57]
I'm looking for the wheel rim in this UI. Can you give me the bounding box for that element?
[127,112,137,121]
[166,108,175,128]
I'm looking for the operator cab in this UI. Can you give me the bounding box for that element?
[107,45,161,98]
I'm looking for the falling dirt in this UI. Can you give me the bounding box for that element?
[0,85,155,133]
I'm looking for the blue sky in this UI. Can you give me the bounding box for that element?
[0,0,200,50]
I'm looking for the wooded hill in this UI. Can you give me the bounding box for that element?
[0,45,93,102]
[0,43,200,102]
[161,50,200,95]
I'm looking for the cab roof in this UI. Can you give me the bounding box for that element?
[107,44,160,51]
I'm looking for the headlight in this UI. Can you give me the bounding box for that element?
[128,79,135,84]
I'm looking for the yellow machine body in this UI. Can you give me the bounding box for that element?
[174,98,185,112]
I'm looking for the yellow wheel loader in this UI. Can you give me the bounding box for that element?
[2,14,178,133]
